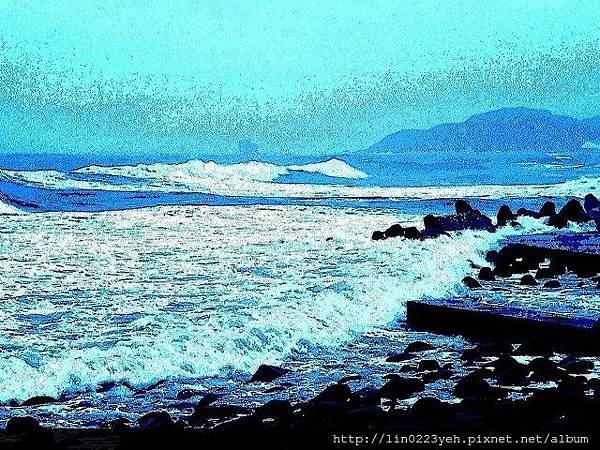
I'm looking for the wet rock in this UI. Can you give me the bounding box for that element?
[529,366,565,382]
[558,356,594,374]
[403,227,422,240]
[485,356,529,386]
[462,276,481,289]
[478,266,495,281]
[195,393,222,409]
[485,250,499,264]
[254,399,294,419]
[514,338,553,356]
[497,205,516,227]
[418,359,440,371]
[557,375,588,395]
[410,397,448,419]
[528,358,557,371]
[371,230,385,241]
[543,279,561,288]
[547,213,568,229]
[550,199,590,227]
[539,201,557,217]
[485,355,525,373]
[584,193,600,212]
[453,373,506,398]
[338,374,362,384]
[176,388,204,400]
[476,342,513,355]
[248,364,290,383]
[386,352,415,362]
[519,274,538,286]
[21,396,57,407]
[137,411,175,430]
[399,365,415,373]
[107,417,131,431]
[384,224,404,238]
[378,377,424,399]
[313,383,352,404]
[404,341,435,353]
[5,416,41,434]
[421,367,453,383]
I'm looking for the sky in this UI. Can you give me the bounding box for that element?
[1,0,600,158]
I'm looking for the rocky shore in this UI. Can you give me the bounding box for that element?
[3,196,600,449]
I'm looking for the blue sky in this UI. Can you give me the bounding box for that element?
[1,0,600,157]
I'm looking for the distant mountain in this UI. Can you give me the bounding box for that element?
[365,108,600,154]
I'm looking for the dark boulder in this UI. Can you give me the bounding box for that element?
[423,214,443,230]
[462,276,481,289]
[384,224,404,238]
[313,383,352,403]
[137,411,175,430]
[478,266,495,281]
[21,396,57,407]
[497,205,516,227]
[410,397,448,419]
[248,364,290,383]
[519,274,537,286]
[528,358,557,371]
[421,367,453,383]
[404,341,435,353]
[195,393,222,408]
[547,214,568,229]
[418,359,440,371]
[559,356,594,374]
[254,399,294,419]
[455,199,475,214]
[403,227,422,240]
[543,280,561,288]
[5,416,41,434]
[378,377,424,399]
[453,373,506,398]
[529,366,565,382]
[485,250,499,264]
[371,231,386,241]
[539,201,556,217]
[175,388,203,400]
[386,352,415,362]
[584,193,600,212]
[476,342,513,355]
[552,199,590,226]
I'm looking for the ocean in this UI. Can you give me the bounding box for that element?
[0,150,598,426]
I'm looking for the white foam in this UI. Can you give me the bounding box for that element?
[0,199,24,215]
[1,160,598,199]
[0,204,576,401]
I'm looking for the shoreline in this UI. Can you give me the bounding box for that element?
[3,196,600,448]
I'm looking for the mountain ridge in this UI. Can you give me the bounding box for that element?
[364,107,600,154]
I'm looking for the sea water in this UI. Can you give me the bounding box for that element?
[0,153,598,425]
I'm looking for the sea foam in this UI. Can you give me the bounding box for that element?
[0,204,585,401]
[0,158,598,199]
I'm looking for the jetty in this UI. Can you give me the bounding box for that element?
[407,232,600,342]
